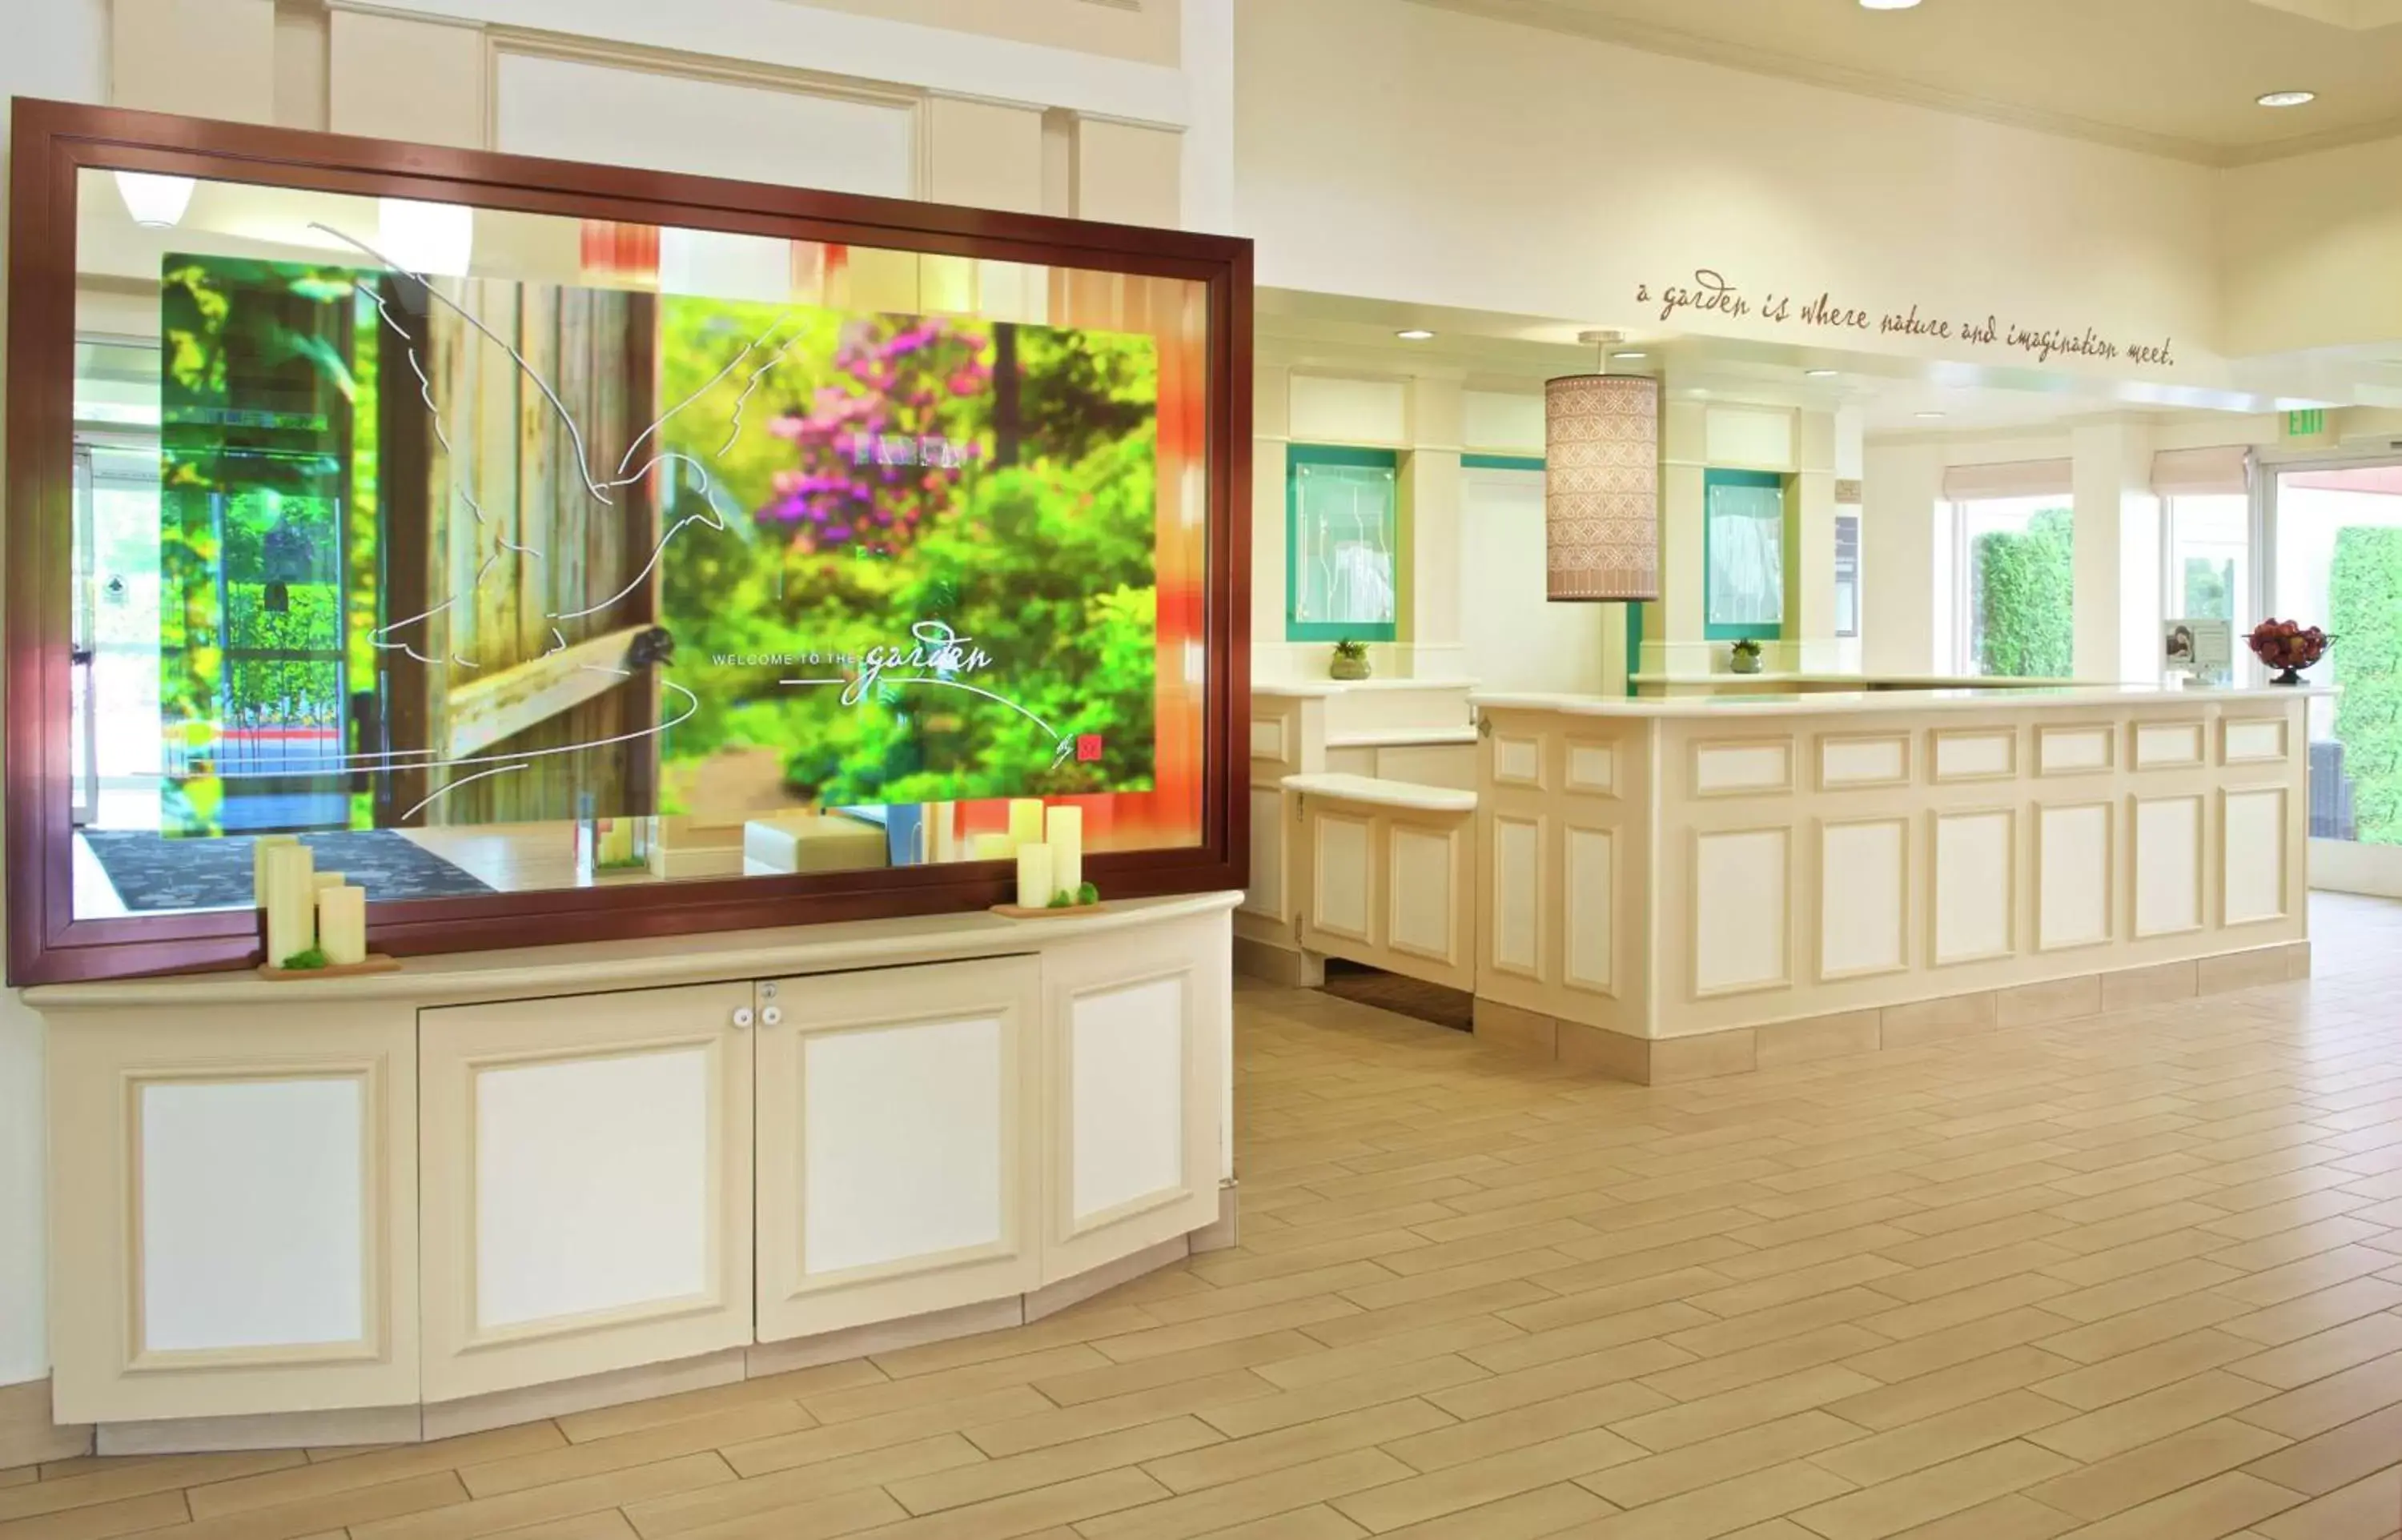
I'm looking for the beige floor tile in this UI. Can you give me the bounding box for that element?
[2225,1310,2402,1389]
[1186,1506,1371,1540]
[1841,1308,2079,1384]
[2232,1349,2402,1438]
[1822,1346,2079,1432]
[622,1436,975,1537]
[2213,1277,2402,1346]
[1808,1390,2076,1486]
[1420,1340,1692,1423]
[1878,1493,2077,1539]
[0,1489,193,1540]
[884,1418,1219,1515]
[849,1466,1170,1540]
[2029,1371,2280,1462]
[1380,1383,1663,1473]
[1326,1428,1643,1532]
[2049,1470,2304,1538]
[1140,1401,1450,1494]
[1637,1326,1891,1403]
[625,1482,902,1540]
[1200,1356,1493,1441]
[2033,1288,2251,1362]
[2021,1417,2291,1520]
[2241,1400,2402,1496]
[1579,1411,1862,1508]
[1786,1440,2076,1540]
[461,1404,811,1499]
[1367,1482,1612,1540]
[2028,1328,2258,1410]
[1614,1366,1882,1451]
[1079,1450,1407,1540]
[351,1458,729,1540]
[725,1386,1054,1475]
[2255,1465,2402,1539]
[1565,1461,1855,1540]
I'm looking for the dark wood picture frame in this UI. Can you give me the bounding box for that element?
[5,98,1253,985]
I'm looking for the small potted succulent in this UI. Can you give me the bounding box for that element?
[1729,637,1765,676]
[2247,618,2331,685]
[1330,638,1372,681]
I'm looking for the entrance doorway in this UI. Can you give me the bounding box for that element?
[2267,460,2402,897]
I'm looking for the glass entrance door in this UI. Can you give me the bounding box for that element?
[2267,460,2402,896]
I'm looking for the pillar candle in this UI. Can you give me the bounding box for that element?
[262,843,317,968]
[930,802,959,863]
[316,884,368,967]
[598,818,635,864]
[313,871,345,890]
[251,833,297,908]
[970,832,1014,860]
[1045,806,1083,897]
[1006,798,1044,852]
[1015,843,1054,908]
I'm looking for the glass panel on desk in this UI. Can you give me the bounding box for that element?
[66,170,1212,918]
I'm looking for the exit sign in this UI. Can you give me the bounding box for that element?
[2287,408,2328,439]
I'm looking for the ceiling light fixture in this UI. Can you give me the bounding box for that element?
[1396,328,1436,341]
[1915,411,1947,419]
[114,171,196,229]
[1543,331,1660,604]
[2257,90,2317,108]
[1613,350,1648,361]
[1859,0,1922,10]
[1806,368,1839,378]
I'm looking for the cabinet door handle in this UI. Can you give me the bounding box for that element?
[731,1006,755,1030]
[760,1005,785,1027]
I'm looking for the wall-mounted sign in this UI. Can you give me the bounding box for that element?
[2285,407,2328,439]
[1633,269,2176,369]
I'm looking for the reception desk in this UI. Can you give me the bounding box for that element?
[29,894,1235,1451]
[1467,688,2315,1081]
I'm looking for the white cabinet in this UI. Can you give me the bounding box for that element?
[47,1001,420,1425]
[754,958,1042,1341]
[1040,918,1226,1282]
[417,982,755,1403]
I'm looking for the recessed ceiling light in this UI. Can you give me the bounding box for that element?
[1860,0,1922,10]
[1612,350,1648,361]
[1915,410,1946,419]
[1396,328,1436,341]
[1806,368,1839,378]
[2257,90,2317,108]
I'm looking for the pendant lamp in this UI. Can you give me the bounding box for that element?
[1544,331,1660,602]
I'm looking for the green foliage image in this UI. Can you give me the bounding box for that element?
[2329,527,2402,844]
[1970,508,2075,679]
[655,302,1161,810]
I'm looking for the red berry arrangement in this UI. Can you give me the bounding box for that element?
[2247,618,2330,684]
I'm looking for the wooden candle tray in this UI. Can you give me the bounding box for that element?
[258,953,404,981]
[989,902,1112,920]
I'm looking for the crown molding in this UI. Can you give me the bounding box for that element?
[1405,0,2402,169]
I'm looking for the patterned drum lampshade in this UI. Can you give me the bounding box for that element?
[1544,372,1660,602]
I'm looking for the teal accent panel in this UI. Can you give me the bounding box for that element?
[1287,443,1400,643]
[1702,467,1787,643]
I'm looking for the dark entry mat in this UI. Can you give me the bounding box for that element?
[80,828,495,912]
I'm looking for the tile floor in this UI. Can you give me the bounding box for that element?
[8,894,2402,1539]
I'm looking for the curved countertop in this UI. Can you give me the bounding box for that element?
[1473,684,2333,719]
[26,890,1244,1010]
[1282,772,1478,813]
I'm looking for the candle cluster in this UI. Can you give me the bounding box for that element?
[964,799,1094,908]
[251,836,368,968]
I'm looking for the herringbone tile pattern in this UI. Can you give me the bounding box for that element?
[6,894,2402,1539]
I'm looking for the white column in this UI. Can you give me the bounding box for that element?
[1179,0,1235,235]
[1657,398,1710,675]
[1404,377,1466,680]
[1790,409,1840,668]
[1861,441,1946,676]
[2071,421,2162,683]
[1253,364,1295,683]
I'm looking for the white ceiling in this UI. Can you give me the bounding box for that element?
[1410,0,2402,164]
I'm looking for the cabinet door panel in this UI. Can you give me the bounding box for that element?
[48,1003,417,1425]
[1042,916,1226,1283]
[419,982,753,1403]
[755,957,1042,1342]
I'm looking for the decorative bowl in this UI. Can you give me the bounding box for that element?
[2247,619,2330,685]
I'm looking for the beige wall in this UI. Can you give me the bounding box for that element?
[794,0,1183,66]
[2,0,110,1398]
[1237,0,2221,380]
[2223,135,2402,357]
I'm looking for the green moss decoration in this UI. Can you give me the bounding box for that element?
[2331,527,2402,844]
[1046,891,1075,908]
[281,947,329,971]
[1077,881,1100,906]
